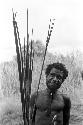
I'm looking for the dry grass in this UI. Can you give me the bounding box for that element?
[70,105,83,125]
[0,96,23,125]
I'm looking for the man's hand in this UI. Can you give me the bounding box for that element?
[52,115,57,125]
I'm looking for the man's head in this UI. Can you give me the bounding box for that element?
[45,62,68,92]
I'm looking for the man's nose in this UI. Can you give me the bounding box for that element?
[53,77,57,81]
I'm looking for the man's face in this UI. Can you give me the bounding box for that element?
[46,68,64,91]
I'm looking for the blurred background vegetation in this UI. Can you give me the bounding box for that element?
[0,40,83,104]
[0,40,83,125]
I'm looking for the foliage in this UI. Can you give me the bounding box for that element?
[0,61,20,97]
[0,40,83,104]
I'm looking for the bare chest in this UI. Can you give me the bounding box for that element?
[36,91,64,111]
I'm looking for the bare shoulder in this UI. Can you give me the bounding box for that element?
[38,89,47,95]
[57,92,71,108]
[31,89,47,99]
[62,94,71,102]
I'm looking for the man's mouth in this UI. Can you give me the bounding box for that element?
[47,80,60,88]
[48,81,56,87]
[50,80,57,85]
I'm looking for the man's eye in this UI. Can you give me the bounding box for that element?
[50,74,54,77]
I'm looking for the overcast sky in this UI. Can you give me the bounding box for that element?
[0,0,83,63]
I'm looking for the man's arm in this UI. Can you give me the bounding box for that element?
[63,96,71,125]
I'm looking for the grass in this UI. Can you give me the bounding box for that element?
[70,105,83,125]
[0,96,23,125]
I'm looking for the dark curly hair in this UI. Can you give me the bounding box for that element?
[45,62,68,81]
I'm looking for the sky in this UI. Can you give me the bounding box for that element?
[0,0,83,63]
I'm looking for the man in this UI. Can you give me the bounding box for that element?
[30,62,71,125]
